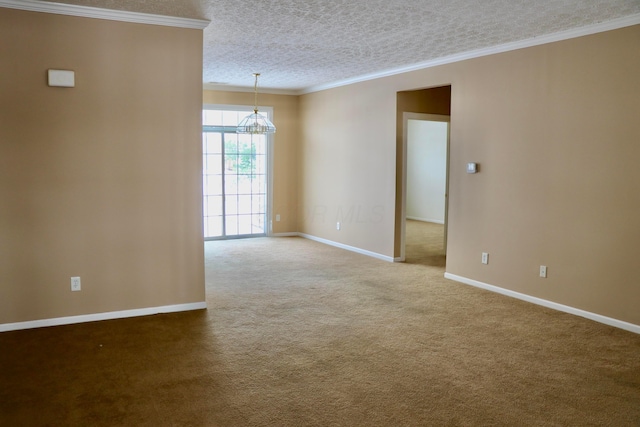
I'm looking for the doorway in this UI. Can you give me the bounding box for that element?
[202,107,272,240]
[401,113,450,263]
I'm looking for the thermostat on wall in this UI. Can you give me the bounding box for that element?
[48,69,75,87]
[467,162,478,174]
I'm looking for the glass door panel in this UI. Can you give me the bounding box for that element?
[202,110,269,239]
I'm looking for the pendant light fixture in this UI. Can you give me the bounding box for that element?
[237,73,276,134]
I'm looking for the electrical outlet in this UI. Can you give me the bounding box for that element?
[336,222,341,231]
[71,276,81,291]
[481,252,489,265]
[540,265,547,278]
[275,214,281,222]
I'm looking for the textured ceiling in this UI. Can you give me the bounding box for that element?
[39,0,640,91]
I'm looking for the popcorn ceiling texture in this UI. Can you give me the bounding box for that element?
[42,0,640,90]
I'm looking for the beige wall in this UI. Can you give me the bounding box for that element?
[299,25,640,325]
[0,8,205,324]
[202,91,299,234]
[299,82,398,255]
[2,6,637,329]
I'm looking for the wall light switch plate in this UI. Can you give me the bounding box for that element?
[467,162,478,174]
[540,266,547,278]
[48,69,75,87]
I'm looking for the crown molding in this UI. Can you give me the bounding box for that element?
[300,13,640,95]
[0,0,209,29]
[203,83,298,96]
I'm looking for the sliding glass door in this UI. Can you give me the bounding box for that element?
[203,109,269,239]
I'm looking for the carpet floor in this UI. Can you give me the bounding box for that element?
[1,221,639,426]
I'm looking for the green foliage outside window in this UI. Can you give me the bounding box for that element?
[224,138,257,175]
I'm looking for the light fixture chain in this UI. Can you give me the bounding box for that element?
[253,73,259,113]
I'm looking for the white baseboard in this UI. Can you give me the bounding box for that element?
[444,273,640,335]
[406,216,445,225]
[298,233,395,262]
[0,301,207,333]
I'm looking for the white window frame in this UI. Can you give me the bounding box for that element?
[202,104,275,238]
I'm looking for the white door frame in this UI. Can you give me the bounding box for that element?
[400,112,451,262]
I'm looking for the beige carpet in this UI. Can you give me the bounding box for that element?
[405,219,446,266]
[1,228,639,426]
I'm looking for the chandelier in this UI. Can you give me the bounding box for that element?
[237,73,276,134]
